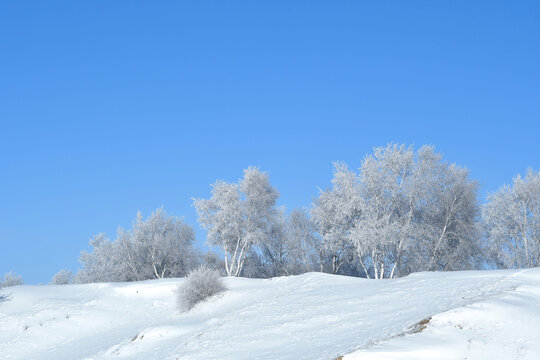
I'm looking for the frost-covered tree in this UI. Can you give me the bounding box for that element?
[355,144,480,278]
[194,167,279,277]
[76,208,198,283]
[355,145,480,277]
[125,209,198,279]
[76,233,128,283]
[51,269,73,285]
[287,209,322,273]
[416,159,480,272]
[238,249,267,278]
[483,169,540,268]
[201,251,226,274]
[259,208,321,277]
[2,271,23,287]
[259,209,293,277]
[314,144,481,279]
[241,208,322,278]
[351,144,416,279]
[311,162,359,274]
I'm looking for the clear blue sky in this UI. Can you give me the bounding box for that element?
[1,1,539,284]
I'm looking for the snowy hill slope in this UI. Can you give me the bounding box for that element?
[0,269,539,360]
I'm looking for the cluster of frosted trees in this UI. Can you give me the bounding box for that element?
[1,271,24,287]
[76,208,199,283]
[75,144,540,283]
[312,145,481,278]
[193,145,482,279]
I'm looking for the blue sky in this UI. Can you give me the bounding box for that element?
[1,1,539,284]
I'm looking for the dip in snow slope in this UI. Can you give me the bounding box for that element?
[0,269,539,360]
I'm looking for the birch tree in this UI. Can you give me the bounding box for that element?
[352,144,416,279]
[483,169,540,268]
[311,162,359,274]
[418,161,480,272]
[287,209,322,273]
[194,167,279,277]
[77,233,125,283]
[260,208,295,277]
[130,209,197,279]
[259,208,322,276]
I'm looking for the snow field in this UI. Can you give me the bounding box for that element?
[0,269,538,360]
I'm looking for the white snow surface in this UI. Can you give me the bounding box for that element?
[1,269,539,360]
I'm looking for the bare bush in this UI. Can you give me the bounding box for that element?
[176,266,226,312]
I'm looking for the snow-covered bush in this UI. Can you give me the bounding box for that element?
[2,271,23,287]
[176,266,226,312]
[51,269,73,285]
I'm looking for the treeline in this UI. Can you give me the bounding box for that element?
[73,144,540,283]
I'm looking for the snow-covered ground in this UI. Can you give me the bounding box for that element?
[1,269,539,360]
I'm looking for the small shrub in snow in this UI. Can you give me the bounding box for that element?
[2,271,23,287]
[51,269,73,285]
[176,266,226,312]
